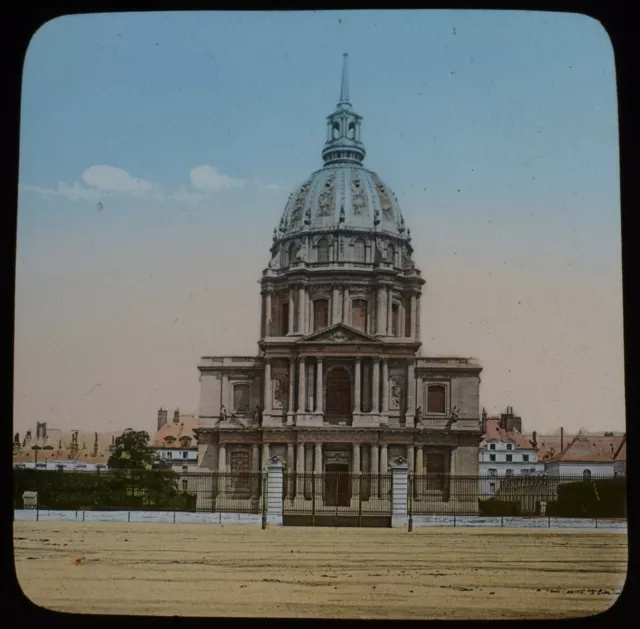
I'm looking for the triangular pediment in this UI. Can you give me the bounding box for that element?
[297,323,383,345]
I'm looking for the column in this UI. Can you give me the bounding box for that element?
[218,443,226,496]
[407,444,415,475]
[371,444,379,496]
[288,287,295,334]
[372,358,380,413]
[306,362,314,412]
[287,443,295,497]
[314,443,323,473]
[352,444,361,474]
[415,294,421,341]
[376,287,385,334]
[399,302,405,338]
[410,293,417,339]
[222,374,229,413]
[354,358,362,413]
[306,287,312,335]
[264,359,272,413]
[332,285,340,324]
[251,444,260,498]
[415,446,424,500]
[298,284,305,334]
[343,286,350,325]
[261,443,270,471]
[265,290,272,337]
[316,357,323,413]
[298,357,306,413]
[406,361,416,418]
[381,359,389,413]
[386,287,393,335]
[296,442,305,498]
[288,359,295,414]
[380,443,388,473]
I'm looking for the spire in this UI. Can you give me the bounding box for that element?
[338,53,350,108]
[322,54,366,166]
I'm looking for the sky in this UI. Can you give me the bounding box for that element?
[15,10,623,436]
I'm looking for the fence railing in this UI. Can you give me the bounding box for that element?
[408,473,626,518]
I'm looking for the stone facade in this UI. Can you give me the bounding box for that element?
[194,54,482,482]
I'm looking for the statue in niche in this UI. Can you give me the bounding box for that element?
[389,378,403,410]
[376,238,388,261]
[295,241,308,261]
[273,377,288,409]
[414,406,423,427]
[253,405,263,426]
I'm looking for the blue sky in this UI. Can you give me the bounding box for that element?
[15,10,623,435]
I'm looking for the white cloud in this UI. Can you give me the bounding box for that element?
[20,181,103,202]
[189,165,246,191]
[82,165,154,196]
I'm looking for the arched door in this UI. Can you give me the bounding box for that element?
[325,367,352,421]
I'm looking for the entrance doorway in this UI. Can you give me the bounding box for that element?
[325,367,352,423]
[324,463,351,506]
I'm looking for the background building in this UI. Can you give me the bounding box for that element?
[151,408,199,470]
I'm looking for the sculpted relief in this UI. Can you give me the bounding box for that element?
[389,377,404,411]
[317,174,336,217]
[273,376,289,410]
[290,180,311,225]
[350,170,368,215]
[371,173,394,220]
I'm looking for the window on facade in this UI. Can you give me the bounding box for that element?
[506,454,513,462]
[583,469,592,481]
[427,385,446,414]
[520,469,529,475]
[489,482,496,494]
[181,479,188,491]
[167,451,173,459]
[426,453,447,491]
[489,443,496,450]
[488,468,497,476]
[506,469,513,476]
[281,303,289,335]
[314,299,329,331]
[351,299,368,332]
[489,454,496,462]
[182,452,188,459]
[233,384,251,413]
[317,238,330,262]
[391,303,400,336]
[182,465,188,472]
[354,239,366,262]
[523,454,529,462]
[506,444,513,450]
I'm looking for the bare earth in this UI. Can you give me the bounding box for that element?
[14,522,626,620]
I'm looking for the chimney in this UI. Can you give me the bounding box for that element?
[481,408,487,433]
[157,408,168,431]
[42,422,47,439]
[14,432,20,445]
[531,430,538,449]
[93,432,99,457]
[173,408,180,424]
[560,427,564,452]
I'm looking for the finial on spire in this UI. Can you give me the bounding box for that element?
[339,53,350,107]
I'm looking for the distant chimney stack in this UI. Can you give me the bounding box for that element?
[531,430,538,449]
[93,432,99,457]
[173,408,180,424]
[560,427,564,452]
[157,408,169,431]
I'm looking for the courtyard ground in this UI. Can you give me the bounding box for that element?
[14,522,626,620]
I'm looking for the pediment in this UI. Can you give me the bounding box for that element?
[297,323,382,345]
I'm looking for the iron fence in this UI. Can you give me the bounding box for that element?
[409,473,626,518]
[282,472,392,526]
[13,468,265,514]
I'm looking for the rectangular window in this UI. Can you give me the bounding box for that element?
[523,454,529,462]
[427,385,446,414]
[505,469,513,476]
[181,479,188,491]
[233,384,251,412]
[489,454,496,462]
[167,451,172,459]
[506,454,512,462]
[506,444,512,450]
[488,468,497,476]
[489,444,496,450]
[182,452,188,459]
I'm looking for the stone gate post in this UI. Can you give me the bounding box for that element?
[267,457,284,526]
[391,458,409,528]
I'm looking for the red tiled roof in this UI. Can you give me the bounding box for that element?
[553,434,625,463]
[151,414,199,448]
[482,418,534,450]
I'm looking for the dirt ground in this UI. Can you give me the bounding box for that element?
[14,522,626,620]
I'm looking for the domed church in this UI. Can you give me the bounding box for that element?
[194,55,482,485]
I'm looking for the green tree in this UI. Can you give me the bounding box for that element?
[108,429,155,470]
